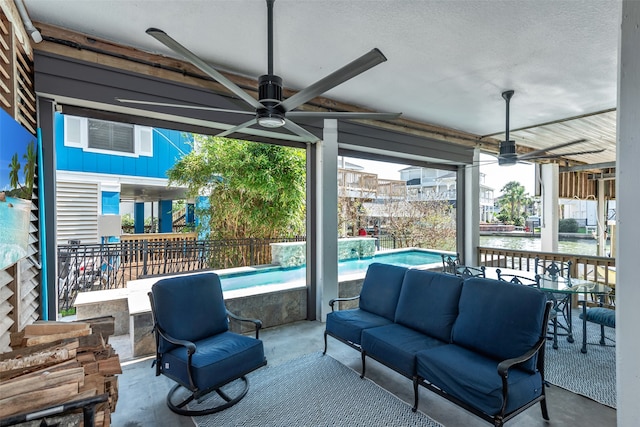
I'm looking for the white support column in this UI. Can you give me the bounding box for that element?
[540,163,559,253]
[464,148,480,265]
[316,119,339,322]
[617,1,640,424]
[597,179,606,256]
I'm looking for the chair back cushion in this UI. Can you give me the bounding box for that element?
[451,277,547,373]
[394,270,463,342]
[359,263,408,320]
[151,273,229,353]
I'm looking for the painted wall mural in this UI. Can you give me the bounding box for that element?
[1,109,37,270]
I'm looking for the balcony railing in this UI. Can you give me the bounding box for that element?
[57,235,305,311]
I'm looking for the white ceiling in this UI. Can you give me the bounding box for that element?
[24,0,621,162]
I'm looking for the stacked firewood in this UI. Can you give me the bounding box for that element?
[0,316,121,426]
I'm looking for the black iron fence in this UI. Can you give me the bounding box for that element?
[57,236,305,311]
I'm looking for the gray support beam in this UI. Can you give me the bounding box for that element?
[616,1,640,423]
[540,163,559,252]
[306,142,317,320]
[36,97,58,319]
[316,120,339,321]
[463,148,480,265]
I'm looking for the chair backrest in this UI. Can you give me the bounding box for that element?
[455,265,486,279]
[150,273,229,353]
[452,278,548,373]
[359,263,408,321]
[441,253,460,274]
[535,257,572,279]
[496,269,540,288]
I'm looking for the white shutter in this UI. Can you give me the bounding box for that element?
[135,125,153,157]
[56,181,100,245]
[63,116,88,148]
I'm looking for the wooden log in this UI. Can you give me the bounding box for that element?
[26,321,90,335]
[0,366,85,399]
[22,328,91,347]
[0,340,79,380]
[0,382,79,418]
[98,355,122,375]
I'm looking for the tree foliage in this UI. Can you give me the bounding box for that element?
[375,198,456,251]
[496,181,531,226]
[168,136,306,239]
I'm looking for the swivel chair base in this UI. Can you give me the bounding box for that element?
[166,376,249,416]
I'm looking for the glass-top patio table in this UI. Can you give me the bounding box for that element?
[484,267,612,353]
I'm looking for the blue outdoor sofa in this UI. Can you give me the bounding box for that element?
[324,263,552,427]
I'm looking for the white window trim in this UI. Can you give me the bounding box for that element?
[63,115,154,158]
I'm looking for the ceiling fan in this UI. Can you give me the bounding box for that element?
[117,0,401,142]
[494,90,604,166]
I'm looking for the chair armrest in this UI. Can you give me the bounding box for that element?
[329,295,360,311]
[497,300,552,377]
[156,327,197,355]
[227,309,263,338]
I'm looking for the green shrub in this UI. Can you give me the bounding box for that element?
[559,218,579,233]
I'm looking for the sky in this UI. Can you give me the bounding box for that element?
[343,154,535,196]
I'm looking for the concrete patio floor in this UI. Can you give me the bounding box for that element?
[110,320,616,427]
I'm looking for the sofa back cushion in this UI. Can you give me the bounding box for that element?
[452,277,547,373]
[394,270,464,342]
[359,263,408,320]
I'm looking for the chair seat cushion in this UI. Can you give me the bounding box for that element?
[361,324,446,377]
[416,345,543,416]
[162,331,265,392]
[326,309,393,345]
[580,307,616,328]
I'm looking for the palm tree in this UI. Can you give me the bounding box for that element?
[8,153,22,190]
[22,141,37,196]
[498,181,530,226]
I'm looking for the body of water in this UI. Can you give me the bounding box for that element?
[479,235,610,257]
[219,249,441,291]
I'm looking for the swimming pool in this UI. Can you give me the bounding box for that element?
[218,249,442,291]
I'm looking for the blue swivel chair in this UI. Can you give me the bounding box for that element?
[148,273,267,415]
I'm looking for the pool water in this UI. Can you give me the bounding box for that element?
[219,249,442,291]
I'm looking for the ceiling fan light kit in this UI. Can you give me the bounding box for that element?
[129,0,400,142]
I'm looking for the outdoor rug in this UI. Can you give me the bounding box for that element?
[190,352,442,427]
[544,311,616,408]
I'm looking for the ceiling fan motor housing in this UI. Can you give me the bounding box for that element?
[257,74,286,127]
[499,140,517,165]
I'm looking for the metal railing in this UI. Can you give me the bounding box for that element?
[477,246,616,285]
[57,235,305,311]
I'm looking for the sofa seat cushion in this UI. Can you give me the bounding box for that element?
[394,269,463,342]
[162,331,265,391]
[452,278,547,373]
[416,344,543,416]
[580,307,616,328]
[361,324,447,377]
[326,309,393,345]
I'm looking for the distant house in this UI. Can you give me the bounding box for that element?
[400,166,495,222]
[55,113,194,244]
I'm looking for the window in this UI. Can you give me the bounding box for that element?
[64,115,153,157]
[88,119,134,153]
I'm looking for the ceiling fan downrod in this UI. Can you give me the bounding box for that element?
[499,90,517,165]
[257,0,286,128]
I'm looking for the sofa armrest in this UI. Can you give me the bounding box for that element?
[329,295,360,311]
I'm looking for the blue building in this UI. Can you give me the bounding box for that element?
[54,113,195,244]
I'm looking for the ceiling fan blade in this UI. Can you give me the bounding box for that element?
[521,148,606,161]
[146,28,263,111]
[282,120,320,143]
[517,138,587,160]
[279,48,387,112]
[287,111,401,120]
[115,98,255,115]
[217,118,258,137]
